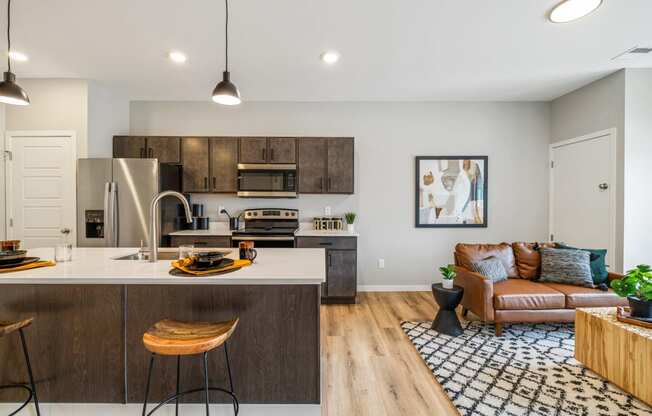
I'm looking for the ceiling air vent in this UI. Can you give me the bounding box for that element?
[612,46,652,60]
[629,47,652,54]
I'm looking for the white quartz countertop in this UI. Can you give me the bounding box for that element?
[167,222,359,237]
[0,247,325,285]
[295,223,359,237]
[168,222,232,236]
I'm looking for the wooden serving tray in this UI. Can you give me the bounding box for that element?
[616,306,652,329]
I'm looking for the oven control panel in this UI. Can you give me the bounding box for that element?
[243,209,298,220]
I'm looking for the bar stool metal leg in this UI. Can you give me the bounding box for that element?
[203,352,211,416]
[224,342,238,415]
[19,328,41,416]
[175,355,181,416]
[142,353,155,416]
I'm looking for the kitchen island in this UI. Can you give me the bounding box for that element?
[0,247,324,414]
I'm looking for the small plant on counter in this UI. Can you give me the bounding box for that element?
[439,264,457,289]
[611,264,652,318]
[344,212,357,233]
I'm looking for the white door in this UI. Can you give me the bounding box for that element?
[6,132,77,248]
[550,130,615,267]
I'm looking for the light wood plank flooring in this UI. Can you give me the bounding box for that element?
[321,291,458,416]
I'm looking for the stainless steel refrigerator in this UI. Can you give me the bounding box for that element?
[77,159,182,247]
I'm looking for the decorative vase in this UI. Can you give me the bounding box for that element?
[347,223,355,233]
[442,279,454,290]
[628,296,652,319]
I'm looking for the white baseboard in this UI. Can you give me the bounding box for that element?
[357,285,431,292]
[0,403,321,416]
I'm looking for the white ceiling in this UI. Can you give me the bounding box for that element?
[5,0,652,101]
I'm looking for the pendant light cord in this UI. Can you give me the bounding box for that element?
[6,0,11,73]
[224,0,229,72]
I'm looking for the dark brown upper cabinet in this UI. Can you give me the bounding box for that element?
[113,136,181,163]
[113,136,146,158]
[268,138,296,163]
[326,138,354,194]
[209,138,239,193]
[146,137,181,163]
[239,138,269,164]
[298,138,328,193]
[239,137,297,164]
[181,137,210,192]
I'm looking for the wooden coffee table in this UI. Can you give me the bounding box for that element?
[575,307,652,406]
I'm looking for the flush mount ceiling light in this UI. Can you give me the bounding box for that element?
[549,0,603,23]
[168,51,187,64]
[8,50,27,61]
[0,0,29,106]
[320,51,340,65]
[212,0,241,106]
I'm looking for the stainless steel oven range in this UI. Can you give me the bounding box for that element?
[230,209,299,248]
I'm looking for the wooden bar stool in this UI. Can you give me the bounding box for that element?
[0,318,41,416]
[141,318,239,416]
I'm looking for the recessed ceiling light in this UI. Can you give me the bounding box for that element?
[549,0,602,23]
[8,51,28,62]
[168,51,187,64]
[320,51,340,65]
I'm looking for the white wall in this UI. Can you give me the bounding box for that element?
[87,81,130,157]
[0,104,5,240]
[550,70,626,272]
[131,101,551,288]
[623,69,652,269]
[5,79,89,157]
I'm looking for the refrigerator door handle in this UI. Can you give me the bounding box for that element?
[103,182,112,247]
[110,182,118,247]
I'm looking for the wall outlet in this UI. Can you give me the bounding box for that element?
[378,259,385,269]
[325,206,332,216]
[218,205,226,216]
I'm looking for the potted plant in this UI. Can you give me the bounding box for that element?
[610,264,652,319]
[344,212,357,233]
[439,264,456,289]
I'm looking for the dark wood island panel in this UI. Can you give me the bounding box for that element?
[0,285,125,403]
[125,284,320,404]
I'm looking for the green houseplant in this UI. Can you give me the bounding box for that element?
[344,212,357,233]
[610,264,652,318]
[439,264,456,289]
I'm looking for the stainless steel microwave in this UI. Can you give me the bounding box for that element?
[237,164,297,198]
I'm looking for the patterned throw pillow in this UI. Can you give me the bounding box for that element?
[472,257,508,283]
[539,247,594,288]
[554,243,609,286]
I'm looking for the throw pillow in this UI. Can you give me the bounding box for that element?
[472,256,508,283]
[539,247,594,288]
[554,243,609,286]
[512,242,555,279]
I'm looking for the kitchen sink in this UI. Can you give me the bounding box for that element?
[112,250,180,261]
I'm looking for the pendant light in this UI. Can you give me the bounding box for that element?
[212,0,241,105]
[0,0,29,106]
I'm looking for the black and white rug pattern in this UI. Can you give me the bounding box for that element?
[401,321,652,416]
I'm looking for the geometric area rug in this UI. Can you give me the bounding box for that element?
[401,321,652,416]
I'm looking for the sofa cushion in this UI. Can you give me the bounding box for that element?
[512,242,555,279]
[493,279,566,310]
[455,243,518,278]
[541,283,628,308]
[472,257,508,283]
[539,247,595,288]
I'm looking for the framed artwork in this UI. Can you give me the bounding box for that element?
[415,156,488,228]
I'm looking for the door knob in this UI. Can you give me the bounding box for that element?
[598,183,609,190]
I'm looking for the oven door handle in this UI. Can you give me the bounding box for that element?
[231,236,295,241]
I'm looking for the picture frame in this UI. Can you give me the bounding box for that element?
[415,156,488,228]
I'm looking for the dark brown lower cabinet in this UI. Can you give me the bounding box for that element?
[169,235,231,248]
[295,236,357,303]
[0,284,320,404]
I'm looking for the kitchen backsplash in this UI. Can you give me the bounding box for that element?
[188,193,357,222]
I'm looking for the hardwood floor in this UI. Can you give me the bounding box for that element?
[321,291,458,416]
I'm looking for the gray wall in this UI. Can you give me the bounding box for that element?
[87,81,130,157]
[131,101,551,288]
[624,69,652,269]
[550,70,626,272]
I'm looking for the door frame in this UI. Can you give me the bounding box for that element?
[548,128,617,259]
[4,130,78,244]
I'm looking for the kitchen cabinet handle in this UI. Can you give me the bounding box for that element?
[204,177,208,189]
[262,148,267,161]
[270,148,275,161]
[148,148,153,158]
[328,253,332,268]
[140,147,145,158]
[212,177,217,189]
[319,242,333,246]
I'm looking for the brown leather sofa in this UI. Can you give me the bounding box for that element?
[453,242,627,336]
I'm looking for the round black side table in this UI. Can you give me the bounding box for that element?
[431,283,464,336]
